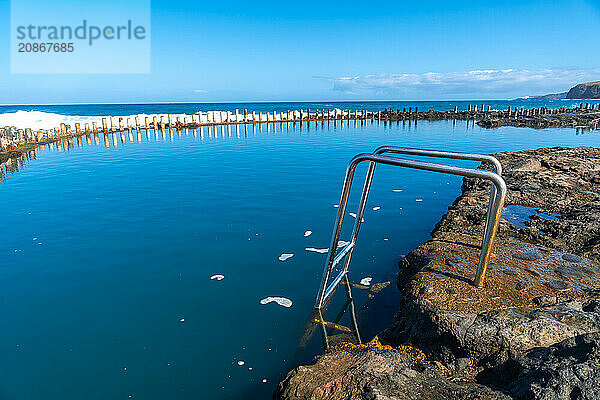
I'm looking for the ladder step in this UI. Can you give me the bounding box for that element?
[331,242,355,269]
[313,318,352,333]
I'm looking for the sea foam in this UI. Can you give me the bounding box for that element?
[0,110,232,131]
[278,253,294,261]
[305,247,328,253]
[259,297,293,308]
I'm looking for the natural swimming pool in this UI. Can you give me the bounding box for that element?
[1,118,599,399]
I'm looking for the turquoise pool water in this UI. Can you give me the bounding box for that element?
[1,115,600,399]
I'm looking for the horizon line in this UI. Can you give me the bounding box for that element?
[0,98,581,107]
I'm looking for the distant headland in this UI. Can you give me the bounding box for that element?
[518,81,600,100]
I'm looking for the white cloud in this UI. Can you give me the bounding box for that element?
[328,68,600,98]
[193,89,208,94]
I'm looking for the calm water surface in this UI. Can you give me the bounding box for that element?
[1,116,599,399]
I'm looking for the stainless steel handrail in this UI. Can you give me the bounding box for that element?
[315,152,506,309]
[368,146,502,282]
[373,146,503,175]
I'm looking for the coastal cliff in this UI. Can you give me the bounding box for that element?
[567,82,600,100]
[516,81,600,100]
[276,147,600,399]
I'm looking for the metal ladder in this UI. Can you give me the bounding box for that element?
[315,146,507,310]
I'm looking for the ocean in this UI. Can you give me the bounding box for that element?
[0,99,596,130]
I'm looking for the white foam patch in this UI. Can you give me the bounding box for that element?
[305,247,328,253]
[210,274,225,281]
[416,199,423,202]
[0,110,227,131]
[349,213,365,222]
[0,110,101,130]
[337,240,350,247]
[333,204,339,208]
[237,360,245,366]
[304,230,312,237]
[278,253,294,261]
[260,296,293,308]
[392,189,403,192]
[360,277,372,286]
[372,206,381,211]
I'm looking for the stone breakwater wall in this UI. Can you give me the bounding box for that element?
[379,102,600,130]
[3,103,600,155]
[0,108,372,152]
[276,146,600,400]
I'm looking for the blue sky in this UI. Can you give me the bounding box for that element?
[1,0,599,103]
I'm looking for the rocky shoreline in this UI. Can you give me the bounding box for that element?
[276,146,600,399]
[378,105,600,130]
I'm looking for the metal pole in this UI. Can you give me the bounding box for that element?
[314,161,359,309]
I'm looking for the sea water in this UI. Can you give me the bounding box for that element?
[1,102,599,400]
[0,99,597,130]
